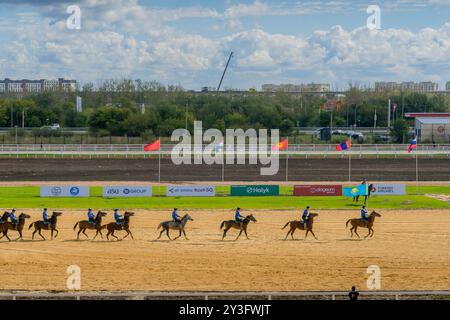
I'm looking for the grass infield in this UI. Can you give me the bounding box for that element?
[0,185,449,210]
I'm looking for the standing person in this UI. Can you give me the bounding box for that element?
[349,286,359,300]
[87,208,95,224]
[172,208,181,223]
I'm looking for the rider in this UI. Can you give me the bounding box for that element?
[9,208,17,226]
[301,206,311,227]
[87,208,95,224]
[361,205,369,226]
[114,209,124,227]
[235,207,245,222]
[42,208,49,225]
[172,208,181,223]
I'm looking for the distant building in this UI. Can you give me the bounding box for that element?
[0,78,77,93]
[405,113,450,143]
[261,83,330,93]
[446,82,450,91]
[375,81,438,92]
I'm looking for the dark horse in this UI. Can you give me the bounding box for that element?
[73,211,108,240]
[28,211,63,240]
[0,213,31,241]
[346,211,382,238]
[282,213,319,240]
[220,214,257,240]
[156,214,194,240]
[101,211,135,241]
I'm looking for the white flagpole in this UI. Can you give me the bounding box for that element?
[348,152,351,182]
[158,137,161,185]
[286,138,289,183]
[416,153,419,192]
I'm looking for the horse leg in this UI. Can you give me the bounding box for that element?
[305,229,309,239]
[128,230,134,240]
[222,227,230,240]
[354,227,360,239]
[174,229,182,240]
[349,227,354,237]
[291,228,295,239]
[183,229,189,240]
[309,230,318,240]
[53,229,59,239]
[370,228,375,238]
[110,231,119,241]
[82,229,89,239]
[156,229,164,240]
[38,229,45,240]
[166,229,172,240]
[77,228,82,240]
[4,232,11,241]
[235,229,243,240]
[93,230,98,240]
[243,227,249,240]
[32,228,37,240]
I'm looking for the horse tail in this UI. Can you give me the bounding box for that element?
[28,222,34,230]
[346,219,352,228]
[73,222,79,230]
[220,221,225,230]
[281,221,290,230]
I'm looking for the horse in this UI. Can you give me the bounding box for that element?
[220,214,257,240]
[73,211,107,240]
[346,210,381,238]
[28,211,63,240]
[101,211,135,241]
[282,213,319,240]
[0,213,31,241]
[156,214,194,241]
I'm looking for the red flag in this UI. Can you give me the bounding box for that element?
[144,139,160,151]
[272,139,288,151]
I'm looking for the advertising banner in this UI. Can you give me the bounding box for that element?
[371,184,406,196]
[103,186,152,197]
[40,186,89,197]
[166,185,215,197]
[230,185,279,196]
[294,185,342,196]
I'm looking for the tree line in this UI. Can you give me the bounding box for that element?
[0,80,449,143]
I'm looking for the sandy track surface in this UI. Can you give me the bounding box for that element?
[0,209,449,291]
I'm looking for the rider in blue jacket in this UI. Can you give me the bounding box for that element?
[172,208,181,223]
[9,209,17,226]
[87,208,95,224]
[361,205,369,225]
[114,209,124,226]
[43,208,49,225]
[302,206,310,226]
[235,208,245,223]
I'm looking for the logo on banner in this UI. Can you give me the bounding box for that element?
[51,187,62,196]
[70,187,80,196]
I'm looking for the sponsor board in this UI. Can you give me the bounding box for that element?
[103,186,152,197]
[343,185,369,197]
[40,186,89,197]
[371,184,406,195]
[231,185,279,196]
[166,185,215,197]
[294,185,342,196]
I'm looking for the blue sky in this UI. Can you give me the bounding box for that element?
[0,0,449,90]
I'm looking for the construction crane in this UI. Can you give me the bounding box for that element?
[217,52,233,92]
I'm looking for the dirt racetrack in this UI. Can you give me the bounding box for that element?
[1,157,450,181]
[0,209,449,292]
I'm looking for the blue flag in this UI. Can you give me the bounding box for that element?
[343,184,368,197]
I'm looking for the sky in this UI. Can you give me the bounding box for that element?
[0,0,449,90]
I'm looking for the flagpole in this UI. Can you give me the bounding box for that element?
[285,137,289,183]
[158,137,161,195]
[348,152,351,182]
[416,153,419,192]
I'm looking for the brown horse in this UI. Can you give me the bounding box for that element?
[0,213,31,241]
[282,213,319,240]
[346,211,381,238]
[101,211,135,241]
[73,211,107,240]
[28,211,62,240]
[220,214,257,240]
